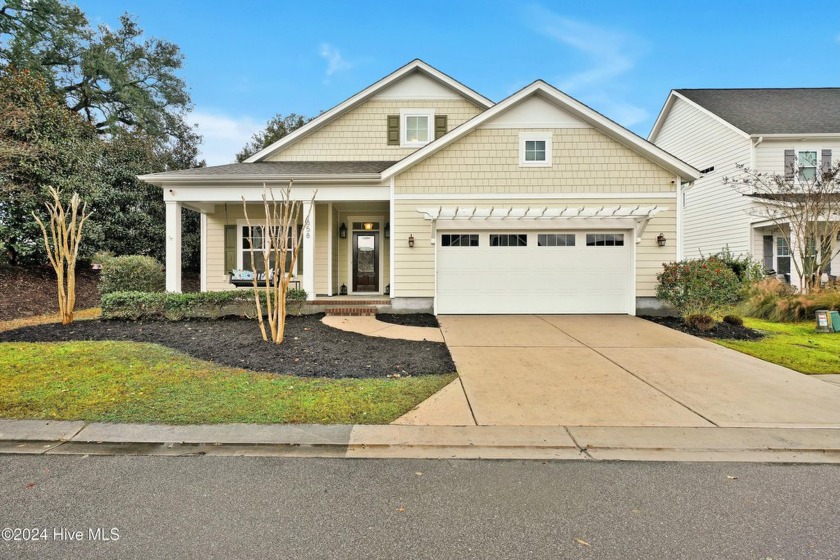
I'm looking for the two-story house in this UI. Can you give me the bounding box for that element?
[140,60,698,315]
[650,88,840,289]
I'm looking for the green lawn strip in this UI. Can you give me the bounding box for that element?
[0,341,456,424]
[714,318,840,374]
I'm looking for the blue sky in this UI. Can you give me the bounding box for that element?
[76,0,840,165]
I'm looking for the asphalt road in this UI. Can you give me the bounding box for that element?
[0,456,838,559]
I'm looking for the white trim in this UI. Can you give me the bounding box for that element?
[675,174,683,261]
[165,201,182,293]
[750,133,840,139]
[400,108,435,148]
[480,121,590,130]
[140,174,382,186]
[346,215,385,295]
[302,202,315,300]
[649,91,751,142]
[394,192,676,200]
[243,59,493,163]
[164,185,389,203]
[200,213,207,292]
[629,229,637,315]
[327,202,333,296]
[518,132,552,167]
[389,177,396,298]
[382,81,700,181]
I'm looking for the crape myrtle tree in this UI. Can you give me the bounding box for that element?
[1,0,204,268]
[725,157,840,293]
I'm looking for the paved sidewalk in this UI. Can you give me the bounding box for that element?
[321,315,445,342]
[2,419,840,463]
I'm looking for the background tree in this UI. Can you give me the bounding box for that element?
[725,159,840,293]
[0,68,100,265]
[236,113,310,162]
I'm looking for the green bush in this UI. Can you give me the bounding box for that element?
[711,246,765,285]
[740,279,840,322]
[656,257,741,319]
[101,289,309,320]
[100,255,166,295]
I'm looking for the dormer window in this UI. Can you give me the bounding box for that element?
[400,109,435,147]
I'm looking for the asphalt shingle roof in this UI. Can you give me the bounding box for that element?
[148,161,399,177]
[676,88,840,135]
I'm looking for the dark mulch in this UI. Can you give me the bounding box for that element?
[0,313,455,378]
[641,315,765,340]
[0,265,101,321]
[0,266,201,322]
[375,313,440,328]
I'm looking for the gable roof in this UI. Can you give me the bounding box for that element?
[651,88,840,139]
[382,81,700,182]
[244,59,494,163]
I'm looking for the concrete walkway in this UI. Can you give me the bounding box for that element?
[438,315,840,428]
[321,315,445,342]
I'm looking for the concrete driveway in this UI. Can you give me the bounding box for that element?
[436,315,840,427]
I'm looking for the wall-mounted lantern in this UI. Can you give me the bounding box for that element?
[340,283,348,295]
[408,234,415,248]
[384,223,390,238]
[339,223,347,239]
[656,233,667,247]
[385,284,390,295]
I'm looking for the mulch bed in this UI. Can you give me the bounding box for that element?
[641,315,765,340]
[375,313,440,328]
[0,313,455,378]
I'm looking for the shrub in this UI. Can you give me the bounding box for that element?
[101,289,309,320]
[711,246,765,284]
[656,257,741,319]
[722,314,744,326]
[285,288,308,316]
[740,279,840,322]
[100,255,166,295]
[685,314,715,331]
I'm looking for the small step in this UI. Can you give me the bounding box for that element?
[310,299,390,306]
[323,306,378,316]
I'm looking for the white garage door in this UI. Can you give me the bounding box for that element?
[436,230,633,314]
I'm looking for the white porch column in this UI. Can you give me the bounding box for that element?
[302,201,315,300]
[165,201,182,293]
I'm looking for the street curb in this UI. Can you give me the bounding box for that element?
[2,420,840,462]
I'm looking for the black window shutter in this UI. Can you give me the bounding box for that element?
[822,149,832,174]
[224,225,237,273]
[387,115,400,145]
[784,149,795,181]
[434,115,448,139]
[763,235,774,271]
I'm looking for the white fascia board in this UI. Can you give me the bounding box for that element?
[244,60,494,163]
[394,192,676,200]
[748,133,840,139]
[138,174,382,187]
[647,90,677,142]
[163,185,390,203]
[382,81,700,182]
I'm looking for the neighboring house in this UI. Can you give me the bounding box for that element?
[139,60,698,315]
[649,88,840,289]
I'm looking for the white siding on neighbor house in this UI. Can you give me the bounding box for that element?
[753,139,840,174]
[652,97,753,259]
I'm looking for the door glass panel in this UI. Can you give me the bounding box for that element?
[357,235,375,273]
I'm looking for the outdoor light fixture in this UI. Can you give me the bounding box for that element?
[363,222,374,230]
[408,234,415,248]
[340,283,348,295]
[339,223,347,239]
[657,233,667,247]
[384,223,390,238]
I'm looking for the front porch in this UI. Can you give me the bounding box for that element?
[752,222,840,290]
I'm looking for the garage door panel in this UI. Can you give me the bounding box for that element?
[436,231,632,314]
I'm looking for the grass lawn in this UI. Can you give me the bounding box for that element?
[715,318,840,375]
[0,341,456,424]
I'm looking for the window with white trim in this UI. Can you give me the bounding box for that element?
[240,225,301,274]
[519,133,552,167]
[798,151,818,181]
[400,109,434,147]
[775,236,790,275]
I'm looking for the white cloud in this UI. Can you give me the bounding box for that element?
[319,43,353,78]
[526,6,648,126]
[190,110,263,166]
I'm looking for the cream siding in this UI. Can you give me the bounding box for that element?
[652,97,753,258]
[266,99,483,162]
[392,197,675,299]
[394,127,676,195]
[314,204,329,295]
